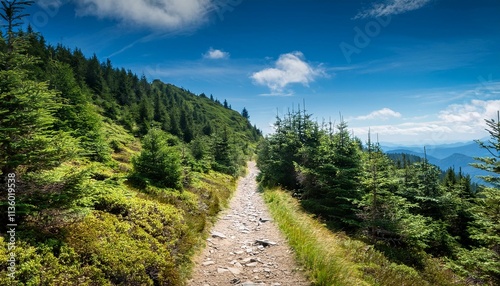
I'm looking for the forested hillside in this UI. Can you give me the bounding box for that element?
[0,1,260,285]
[257,109,499,285]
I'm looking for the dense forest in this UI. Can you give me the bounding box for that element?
[257,108,499,285]
[0,1,260,285]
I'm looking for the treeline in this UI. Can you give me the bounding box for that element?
[257,108,499,284]
[0,1,261,284]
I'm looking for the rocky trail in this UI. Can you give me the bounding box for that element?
[188,162,310,286]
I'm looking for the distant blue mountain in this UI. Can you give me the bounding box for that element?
[382,141,491,184]
[382,141,490,160]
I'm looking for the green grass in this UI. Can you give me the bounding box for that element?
[263,188,467,286]
[263,188,368,286]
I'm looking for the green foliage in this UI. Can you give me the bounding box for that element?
[451,112,500,284]
[263,188,464,286]
[46,60,111,162]
[0,237,109,286]
[257,110,306,189]
[258,109,363,229]
[211,127,246,176]
[257,104,498,284]
[0,33,79,175]
[451,247,500,284]
[0,8,258,285]
[66,211,180,285]
[131,128,182,188]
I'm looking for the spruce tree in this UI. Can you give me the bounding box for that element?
[0,5,78,176]
[460,112,500,283]
[131,129,182,188]
[1,0,34,48]
[241,107,249,119]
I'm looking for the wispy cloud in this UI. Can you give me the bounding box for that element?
[203,47,230,59]
[354,108,402,120]
[250,51,326,95]
[354,0,431,19]
[258,92,294,97]
[74,0,213,31]
[137,58,261,83]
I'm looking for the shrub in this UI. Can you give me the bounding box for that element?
[65,211,181,285]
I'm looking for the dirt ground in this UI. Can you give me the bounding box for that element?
[188,162,310,286]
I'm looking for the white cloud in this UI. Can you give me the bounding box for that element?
[354,108,402,120]
[203,48,229,59]
[250,51,326,95]
[439,99,500,126]
[352,100,500,144]
[354,0,431,19]
[74,0,213,30]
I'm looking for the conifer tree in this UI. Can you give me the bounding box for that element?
[131,129,182,188]
[459,112,500,283]
[0,3,78,176]
[241,107,249,119]
[1,0,33,48]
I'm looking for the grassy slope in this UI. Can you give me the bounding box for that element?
[0,119,238,286]
[263,188,467,286]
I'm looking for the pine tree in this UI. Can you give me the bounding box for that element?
[241,107,249,119]
[131,129,182,189]
[0,7,78,177]
[0,0,34,48]
[46,60,110,162]
[212,126,236,175]
[459,112,500,283]
[85,53,106,94]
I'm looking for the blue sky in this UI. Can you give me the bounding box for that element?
[25,0,500,144]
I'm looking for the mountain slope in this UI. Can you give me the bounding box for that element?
[0,21,262,285]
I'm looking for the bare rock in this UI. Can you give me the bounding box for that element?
[211,231,227,239]
[227,267,242,275]
[217,268,229,274]
[255,240,277,247]
[246,262,259,267]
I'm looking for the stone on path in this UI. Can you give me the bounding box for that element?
[227,267,242,275]
[211,231,227,239]
[202,261,215,266]
[255,239,277,247]
[217,268,229,274]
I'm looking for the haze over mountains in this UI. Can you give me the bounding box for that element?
[382,140,491,183]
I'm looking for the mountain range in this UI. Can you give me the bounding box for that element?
[382,141,491,183]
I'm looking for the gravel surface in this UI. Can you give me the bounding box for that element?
[188,162,310,286]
